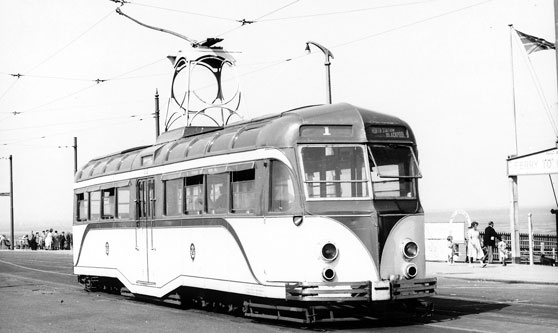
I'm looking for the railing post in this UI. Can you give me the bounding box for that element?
[528,213,534,265]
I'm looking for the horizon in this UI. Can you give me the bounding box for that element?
[1,0,557,233]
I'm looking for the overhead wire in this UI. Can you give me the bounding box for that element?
[127,0,239,22]
[0,113,152,146]
[24,9,114,75]
[233,0,495,82]
[1,112,152,133]
[2,57,167,117]
[333,0,493,49]
[215,0,300,38]
[259,0,437,22]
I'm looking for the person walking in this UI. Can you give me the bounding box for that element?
[60,232,66,251]
[467,221,485,267]
[53,231,60,250]
[483,221,501,264]
[45,229,53,250]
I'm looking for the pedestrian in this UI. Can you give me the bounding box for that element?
[37,232,43,250]
[464,224,472,263]
[53,230,60,250]
[447,235,455,264]
[40,231,45,249]
[29,231,37,250]
[498,240,509,266]
[60,232,66,250]
[483,221,501,264]
[467,221,485,267]
[45,229,53,250]
[66,232,72,250]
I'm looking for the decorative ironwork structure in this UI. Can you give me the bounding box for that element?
[115,7,242,130]
[167,48,241,128]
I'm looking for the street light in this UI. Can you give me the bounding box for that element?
[305,41,334,104]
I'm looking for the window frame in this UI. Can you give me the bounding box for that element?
[164,178,184,217]
[298,144,372,201]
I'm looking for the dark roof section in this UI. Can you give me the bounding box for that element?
[75,103,415,183]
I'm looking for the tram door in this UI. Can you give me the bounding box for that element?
[135,178,155,285]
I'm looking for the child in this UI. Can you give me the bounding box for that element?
[498,240,508,266]
[447,236,455,264]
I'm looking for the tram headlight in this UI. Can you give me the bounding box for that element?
[321,242,338,261]
[322,266,336,281]
[403,263,418,279]
[402,240,419,259]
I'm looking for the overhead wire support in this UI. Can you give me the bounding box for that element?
[109,0,129,5]
[238,19,255,26]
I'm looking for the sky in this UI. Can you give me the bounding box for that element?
[0,0,556,233]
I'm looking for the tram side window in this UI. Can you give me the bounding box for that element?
[231,169,255,213]
[117,186,130,219]
[102,188,116,219]
[76,193,89,221]
[90,191,101,220]
[185,175,204,214]
[207,173,229,214]
[165,179,183,216]
[270,161,296,212]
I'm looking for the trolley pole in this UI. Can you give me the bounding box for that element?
[73,137,78,174]
[154,89,160,138]
[305,41,334,104]
[9,155,14,251]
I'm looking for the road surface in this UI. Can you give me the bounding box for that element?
[0,251,557,332]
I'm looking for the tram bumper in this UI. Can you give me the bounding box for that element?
[285,277,436,302]
[390,277,437,300]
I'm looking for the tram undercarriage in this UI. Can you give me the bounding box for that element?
[77,275,435,324]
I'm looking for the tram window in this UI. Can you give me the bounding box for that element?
[368,145,420,198]
[90,191,101,220]
[102,188,116,219]
[185,175,204,214]
[165,179,183,216]
[76,193,89,221]
[270,161,296,212]
[207,173,229,214]
[300,145,369,199]
[117,187,130,219]
[231,169,255,213]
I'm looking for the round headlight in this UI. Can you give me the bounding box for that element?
[404,263,418,279]
[321,242,338,261]
[322,267,336,281]
[403,241,419,259]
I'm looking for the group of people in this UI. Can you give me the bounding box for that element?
[447,221,509,267]
[17,229,72,250]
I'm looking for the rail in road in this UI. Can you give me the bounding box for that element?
[1,250,557,332]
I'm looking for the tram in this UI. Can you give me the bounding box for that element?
[73,102,436,322]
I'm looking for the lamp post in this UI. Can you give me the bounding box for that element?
[0,155,14,250]
[305,41,334,104]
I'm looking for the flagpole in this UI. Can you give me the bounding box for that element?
[509,24,519,155]
[555,0,558,144]
[508,24,521,265]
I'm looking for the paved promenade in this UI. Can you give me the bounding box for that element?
[427,261,558,285]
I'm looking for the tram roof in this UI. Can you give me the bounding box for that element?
[75,103,414,182]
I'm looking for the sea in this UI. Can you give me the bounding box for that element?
[425,206,557,236]
[1,207,556,240]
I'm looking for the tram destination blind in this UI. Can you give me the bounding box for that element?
[367,126,408,139]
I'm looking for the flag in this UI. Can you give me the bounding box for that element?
[515,29,555,54]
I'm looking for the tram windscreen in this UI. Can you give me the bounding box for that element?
[300,145,369,199]
[368,144,421,199]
